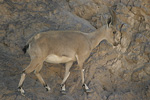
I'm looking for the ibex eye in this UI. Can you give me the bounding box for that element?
[113,31,116,34]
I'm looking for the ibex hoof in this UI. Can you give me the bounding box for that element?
[85,88,93,93]
[60,90,67,95]
[82,84,93,93]
[45,86,51,91]
[18,87,25,96]
[44,84,50,91]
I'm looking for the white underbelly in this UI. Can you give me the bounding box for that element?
[45,54,73,64]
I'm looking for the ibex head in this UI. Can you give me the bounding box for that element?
[105,9,121,46]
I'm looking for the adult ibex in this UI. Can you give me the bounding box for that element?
[18,9,121,95]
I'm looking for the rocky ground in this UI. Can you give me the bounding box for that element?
[0,0,150,100]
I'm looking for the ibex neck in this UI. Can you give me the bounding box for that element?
[88,26,106,50]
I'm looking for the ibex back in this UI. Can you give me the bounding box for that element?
[18,10,121,95]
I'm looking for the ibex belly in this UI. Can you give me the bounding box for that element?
[45,54,73,64]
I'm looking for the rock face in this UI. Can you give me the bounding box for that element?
[0,0,150,100]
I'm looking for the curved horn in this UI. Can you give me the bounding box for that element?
[109,8,117,25]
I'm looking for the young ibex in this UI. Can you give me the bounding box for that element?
[18,10,121,95]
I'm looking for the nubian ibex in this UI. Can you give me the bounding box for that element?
[18,9,121,95]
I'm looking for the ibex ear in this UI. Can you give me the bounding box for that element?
[107,17,112,28]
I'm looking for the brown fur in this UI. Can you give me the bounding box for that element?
[18,13,121,94]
